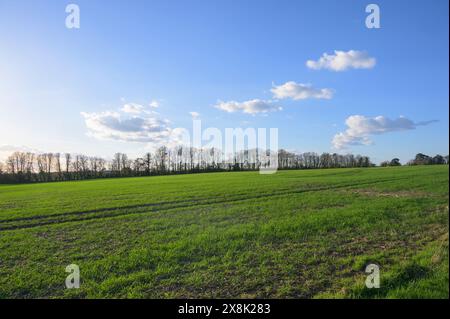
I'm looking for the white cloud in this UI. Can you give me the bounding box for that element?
[271,81,333,100]
[121,103,145,114]
[214,99,282,114]
[307,50,376,71]
[189,111,200,119]
[81,104,184,147]
[149,100,160,108]
[332,115,437,149]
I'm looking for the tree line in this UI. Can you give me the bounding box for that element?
[1,148,447,184]
[0,147,375,184]
[380,153,449,167]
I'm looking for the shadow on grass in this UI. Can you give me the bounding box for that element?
[350,263,431,298]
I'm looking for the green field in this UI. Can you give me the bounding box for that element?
[0,165,448,299]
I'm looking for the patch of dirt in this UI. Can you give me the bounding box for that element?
[345,189,432,198]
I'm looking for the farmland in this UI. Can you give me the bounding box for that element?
[0,165,448,298]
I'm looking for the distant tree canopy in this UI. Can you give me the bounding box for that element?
[380,153,449,167]
[0,147,375,184]
[390,158,401,166]
[380,158,401,167]
[407,153,449,166]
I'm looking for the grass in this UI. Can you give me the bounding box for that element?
[0,165,448,299]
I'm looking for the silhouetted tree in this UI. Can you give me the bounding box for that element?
[390,158,401,166]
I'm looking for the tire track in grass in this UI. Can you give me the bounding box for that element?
[0,176,411,232]
[1,176,410,224]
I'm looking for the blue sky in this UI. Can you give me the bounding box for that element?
[0,0,448,164]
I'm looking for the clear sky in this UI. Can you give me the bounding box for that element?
[0,0,448,164]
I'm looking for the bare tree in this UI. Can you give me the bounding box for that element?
[65,153,72,174]
[143,153,152,175]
